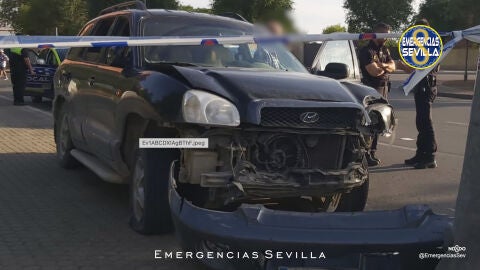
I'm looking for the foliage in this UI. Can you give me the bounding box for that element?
[343,0,413,32]
[86,0,179,18]
[178,5,211,14]
[212,0,293,27]
[1,0,182,35]
[0,0,27,30]
[15,0,88,35]
[418,0,480,31]
[322,24,347,34]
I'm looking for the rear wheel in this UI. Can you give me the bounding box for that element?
[129,147,177,234]
[55,105,79,169]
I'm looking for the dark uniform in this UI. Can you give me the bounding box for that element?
[359,40,393,157]
[359,40,392,97]
[8,48,29,104]
[405,67,438,168]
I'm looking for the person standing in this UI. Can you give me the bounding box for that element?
[8,42,35,106]
[0,49,9,80]
[400,19,438,169]
[359,22,396,166]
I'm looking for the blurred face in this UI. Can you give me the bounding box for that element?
[266,21,284,36]
[374,27,390,47]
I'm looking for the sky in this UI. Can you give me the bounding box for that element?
[179,0,422,34]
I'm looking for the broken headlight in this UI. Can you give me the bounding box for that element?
[182,90,240,126]
[367,104,395,137]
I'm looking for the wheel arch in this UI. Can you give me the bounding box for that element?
[116,92,180,171]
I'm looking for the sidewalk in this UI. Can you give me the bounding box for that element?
[438,79,476,99]
[0,82,200,269]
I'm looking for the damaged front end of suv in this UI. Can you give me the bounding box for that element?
[171,86,395,214]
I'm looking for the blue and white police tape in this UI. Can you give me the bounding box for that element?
[0,25,478,96]
[0,32,402,49]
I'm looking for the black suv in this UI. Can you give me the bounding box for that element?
[54,1,395,237]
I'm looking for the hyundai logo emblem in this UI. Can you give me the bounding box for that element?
[300,112,320,123]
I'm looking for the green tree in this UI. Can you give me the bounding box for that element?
[322,24,347,34]
[178,4,211,13]
[147,0,179,9]
[14,0,88,35]
[417,0,479,31]
[417,0,458,31]
[212,0,293,24]
[0,0,27,30]
[450,0,480,29]
[343,0,413,32]
[86,0,179,19]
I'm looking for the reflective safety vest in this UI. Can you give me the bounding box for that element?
[10,48,22,55]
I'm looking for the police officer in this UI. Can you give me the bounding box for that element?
[400,19,438,169]
[359,22,396,166]
[8,40,35,106]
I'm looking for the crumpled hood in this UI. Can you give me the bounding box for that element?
[173,66,360,105]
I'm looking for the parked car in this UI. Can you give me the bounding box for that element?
[53,0,397,263]
[26,48,68,102]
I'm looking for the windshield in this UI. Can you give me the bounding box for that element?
[142,16,307,73]
[56,48,69,62]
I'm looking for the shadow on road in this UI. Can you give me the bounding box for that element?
[369,163,416,173]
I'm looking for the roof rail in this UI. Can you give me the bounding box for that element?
[219,12,249,22]
[99,1,147,16]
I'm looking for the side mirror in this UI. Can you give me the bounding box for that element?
[315,62,350,80]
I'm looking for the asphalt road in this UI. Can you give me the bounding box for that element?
[0,72,473,269]
[368,73,472,216]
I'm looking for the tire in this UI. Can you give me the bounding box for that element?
[55,105,80,169]
[129,148,176,234]
[335,156,369,212]
[32,96,42,103]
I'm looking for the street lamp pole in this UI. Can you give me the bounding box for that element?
[464,40,469,81]
[438,47,480,270]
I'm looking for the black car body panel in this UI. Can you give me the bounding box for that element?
[169,178,452,270]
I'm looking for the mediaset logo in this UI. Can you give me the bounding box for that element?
[399,25,443,69]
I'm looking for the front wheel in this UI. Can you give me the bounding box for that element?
[129,148,176,234]
[335,156,369,212]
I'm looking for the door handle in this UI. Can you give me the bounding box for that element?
[88,76,95,87]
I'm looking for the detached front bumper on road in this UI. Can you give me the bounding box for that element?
[168,176,452,270]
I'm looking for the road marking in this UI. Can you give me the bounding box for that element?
[400,137,415,141]
[378,142,464,158]
[446,121,468,127]
[0,94,52,117]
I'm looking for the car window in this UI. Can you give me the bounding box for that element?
[101,17,131,68]
[315,40,356,79]
[67,23,95,61]
[46,50,56,65]
[27,50,41,65]
[142,17,307,73]
[56,49,68,62]
[81,17,116,63]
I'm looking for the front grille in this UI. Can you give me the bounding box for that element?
[260,107,360,129]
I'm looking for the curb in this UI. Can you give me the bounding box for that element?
[438,92,473,100]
